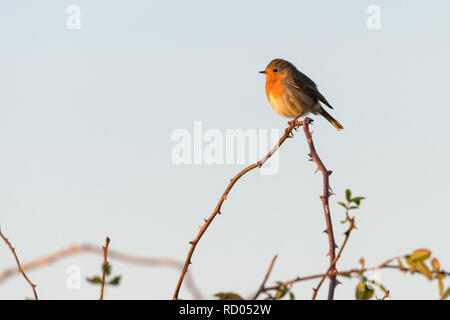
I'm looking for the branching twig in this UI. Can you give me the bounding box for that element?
[99,237,110,300]
[262,260,450,294]
[252,255,278,300]
[0,229,38,300]
[301,117,337,300]
[172,119,304,300]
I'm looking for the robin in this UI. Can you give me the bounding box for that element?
[260,58,343,130]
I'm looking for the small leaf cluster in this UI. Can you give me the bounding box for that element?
[86,263,121,287]
[398,249,449,299]
[338,189,365,224]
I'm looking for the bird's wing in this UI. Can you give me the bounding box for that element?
[287,70,334,110]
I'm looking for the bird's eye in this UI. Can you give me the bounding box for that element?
[273,68,278,72]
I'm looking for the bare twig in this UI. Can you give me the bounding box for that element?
[172,119,303,300]
[99,237,110,300]
[301,117,337,300]
[0,229,38,300]
[252,255,278,300]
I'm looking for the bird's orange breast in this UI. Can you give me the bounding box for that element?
[265,73,288,100]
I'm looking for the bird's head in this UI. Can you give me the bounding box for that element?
[259,58,294,80]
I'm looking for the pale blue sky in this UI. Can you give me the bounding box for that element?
[0,0,449,299]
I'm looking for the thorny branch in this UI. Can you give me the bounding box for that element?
[301,117,337,300]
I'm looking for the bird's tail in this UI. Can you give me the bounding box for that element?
[319,107,343,131]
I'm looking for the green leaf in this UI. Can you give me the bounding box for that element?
[345,189,352,202]
[109,275,121,286]
[86,276,103,284]
[356,281,374,300]
[351,197,365,206]
[409,249,431,263]
[443,288,450,300]
[214,292,243,300]
[337,201,348,209]
[438,278,444,295]
[416,261,432,280]
[275,286,288,300]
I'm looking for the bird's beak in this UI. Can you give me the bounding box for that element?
[259,70,266,74]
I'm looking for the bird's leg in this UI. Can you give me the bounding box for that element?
[288,114,304,128]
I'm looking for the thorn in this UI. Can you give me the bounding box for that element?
[335,279,342,286]
[204,218,208,222]
[328,170,333,175]
[310,130,314,136]
[188,241,194,245]
[315,167,319,174]
[198,225,202,229]
[217,210,221,215]
[329,192,336,196]
[323,229,328,234]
